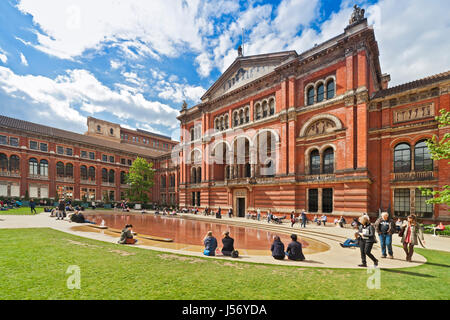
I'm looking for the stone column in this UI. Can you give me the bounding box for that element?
[318,188,323,214]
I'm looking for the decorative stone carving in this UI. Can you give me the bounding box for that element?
[306,119,336,136]
[349,5,365,25]
[393,103,434,123]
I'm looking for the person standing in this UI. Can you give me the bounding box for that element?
[270,235,285,260]
[257,208,261,221]
[400,214,425,262]
[286,234,305,261]
[267,210,272,223]
[358,215,378,267]
[57,200,65,220]
[321,214,327,226]
[301,210,307,228]
[228,208,233,218]
[290,211,296,227]
[374,212,395,259]
[30,199,37,215]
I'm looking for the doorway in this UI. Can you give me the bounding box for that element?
[237,197,246,217]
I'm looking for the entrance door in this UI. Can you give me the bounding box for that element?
[237,198,246,217]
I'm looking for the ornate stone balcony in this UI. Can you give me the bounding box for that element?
[304,173,336,182]
[56,176,74,183]
[80,179,97,185]
[101,182,116,187]
[393,171,434,181]
[29,174,49,180]
[0,171,21,178]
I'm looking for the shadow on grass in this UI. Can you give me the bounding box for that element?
[381,268,435,278]
[424,262,450,268]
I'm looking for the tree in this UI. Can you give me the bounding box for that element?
[420,109,450,205]
[126,157,155,203]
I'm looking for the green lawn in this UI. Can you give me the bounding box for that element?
[0,207,44,215]
[0,228,449,300]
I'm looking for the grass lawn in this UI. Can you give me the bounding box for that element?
[0,228,449,300]
[0,207,44,215]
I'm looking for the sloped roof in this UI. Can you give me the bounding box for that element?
[0,115,170,158]
[372,70,450,99]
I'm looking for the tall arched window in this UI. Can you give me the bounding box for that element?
[197,167,202,183]
[316,83,324,102]
[65,163,73,178]
[120,171,127,184]
[323,148,334,174]
[0,153,8,171]
[191,167,196,184]
[88,166,96,181]
[9,155,20,172]
[262,101,268,118]
[255,104,261,120]
[224,115,229,129]
[307,87,314,105]
[326,79,335,99]
[39,159,48,177]
[161,175,166,188]
[29,158,38,175]
[108,169,115,183]
[239,109,244,125]
[234,112,239,126]
[310,150,320,175]
[394,143,411,173]
[56,162,65,177]
[102,168,108,183]
[269,99,275,115]
[80,165,88,180]
[414,140,433,171]
[245,108,250,122]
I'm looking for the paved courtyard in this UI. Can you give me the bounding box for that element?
[2,211,448,269]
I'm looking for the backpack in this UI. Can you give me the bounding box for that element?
[231,250,239,258]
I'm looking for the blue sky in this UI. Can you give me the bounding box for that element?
[0,0,449,141]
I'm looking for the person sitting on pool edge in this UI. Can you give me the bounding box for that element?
[203,231,217,256]
[286,234,305,261]
[118,224,138,244]
[221,231,234,256]
[340,232,361,248]
[270,235,285,260]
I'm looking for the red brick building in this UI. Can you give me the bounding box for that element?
[0,115,179,206]
[177,10,449,223]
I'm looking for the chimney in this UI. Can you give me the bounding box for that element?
[381,73,391,90]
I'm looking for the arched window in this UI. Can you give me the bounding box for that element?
[255,104,261,120]
[316,83,324,102]
[80,165,88,180]
[414,140,433,171]
[9,155,20,172]
[239,109,244,125]
[326,79,335,99]
[310,150,320,175]
[120,171,127,184]
[108,169,115,183]
[234,112,239,127]
[191,167,196,184]
[56,162,65,177]
[323,148,334,174]
[65,163,73,178]
[102,168,108,183]
[190,128,194,141]
[269,99,275,116]
[197,167,202,183]
[245,108,250,122]
[394,143,411,173]
[0,153,8,171]
[307,86,314,105]
[262,101,268,118]
[224,115,229,129]
[245,163,251,178]
[215,119,219,131]
[88,166,96,181]
[29,158,38,175]
[225,166,230,180]
[39,159,48,177]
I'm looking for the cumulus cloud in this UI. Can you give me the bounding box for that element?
[0,48,7,64]
[0,66,180,132]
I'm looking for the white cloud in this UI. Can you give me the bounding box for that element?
[156,79,206,104]
[0,48,7,64]
[110,60,123,70]
[19,53,28,66]
[0,66,180,131]
[366,0,450,86]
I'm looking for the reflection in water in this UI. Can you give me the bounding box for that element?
[85,214,309,250]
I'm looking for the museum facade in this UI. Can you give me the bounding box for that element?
[176,8,450,223]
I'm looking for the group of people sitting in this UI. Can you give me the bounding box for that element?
[0,199,23,209]
[202,230,306,262]
[154,208,178,216]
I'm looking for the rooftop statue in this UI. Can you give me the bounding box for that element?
[349,4,365,25]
